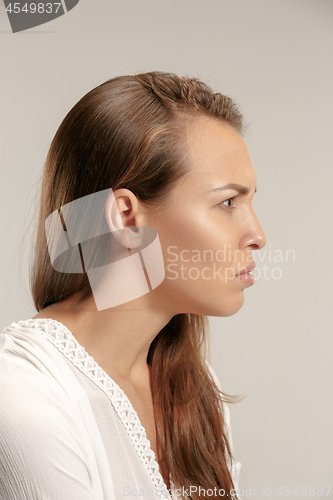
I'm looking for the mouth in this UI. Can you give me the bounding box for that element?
[235,261,256,276]
[235,262,255,285]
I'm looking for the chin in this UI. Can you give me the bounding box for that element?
[209,293,245,317]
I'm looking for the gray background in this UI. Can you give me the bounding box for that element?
[1,0,332,497]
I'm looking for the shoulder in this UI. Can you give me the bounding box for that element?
[0,321,79,434]
[0,321,96,499]
[0,320,91,448]
[1,320,68,394]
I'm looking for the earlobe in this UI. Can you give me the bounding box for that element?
[116,225,145,250]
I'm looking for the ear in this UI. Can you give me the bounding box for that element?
[104,189,144,249]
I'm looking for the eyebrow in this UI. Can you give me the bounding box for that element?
[208,183,257,195]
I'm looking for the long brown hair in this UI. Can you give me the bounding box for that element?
[30,71,244,499]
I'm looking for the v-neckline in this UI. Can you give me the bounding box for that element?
[8,317,174,498]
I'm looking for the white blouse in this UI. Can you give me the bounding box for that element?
[0,318,241,499]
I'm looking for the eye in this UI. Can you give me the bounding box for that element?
[219,196,237,209]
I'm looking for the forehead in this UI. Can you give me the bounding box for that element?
[184,117,256,189]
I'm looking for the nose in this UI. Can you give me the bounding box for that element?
[238,211,267,251]
[252,226,267,250]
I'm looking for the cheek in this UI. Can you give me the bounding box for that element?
[158,212,238,280]
[151,208,245,316]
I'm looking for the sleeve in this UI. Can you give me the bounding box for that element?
[205,360,242,495]
[0,355,96,500]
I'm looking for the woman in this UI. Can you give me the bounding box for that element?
[0,71,266,499]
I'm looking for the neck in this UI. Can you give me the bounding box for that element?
[34,289,175,387]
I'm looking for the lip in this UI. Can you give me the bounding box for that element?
[235,261,256,276]
[236,272,255,285]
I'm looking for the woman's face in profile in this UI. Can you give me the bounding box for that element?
[150,117,267,317]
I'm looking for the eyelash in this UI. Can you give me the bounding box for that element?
[219,196,237,209]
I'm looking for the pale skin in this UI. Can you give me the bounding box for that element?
[33,116,267,477]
